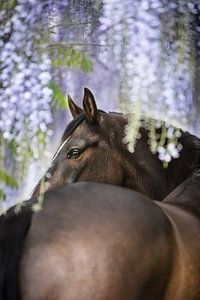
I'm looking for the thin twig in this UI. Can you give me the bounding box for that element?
[45,42,112,49]
[47,21,100,31]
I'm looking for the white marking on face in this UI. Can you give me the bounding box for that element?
[52,136,71,162]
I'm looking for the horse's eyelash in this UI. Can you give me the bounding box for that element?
[68,141,98,153]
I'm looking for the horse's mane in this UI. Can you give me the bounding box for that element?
[61,113,86,143]
[108,111,123,115]
[61,109,107,143]
[180,131,200,170]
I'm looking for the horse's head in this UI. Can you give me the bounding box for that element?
[36,88,135,195]
[32,88,200,200]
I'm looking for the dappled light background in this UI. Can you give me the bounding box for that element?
[0,0,200,209]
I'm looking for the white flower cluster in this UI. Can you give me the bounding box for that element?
[0,0,53,162]
[157,125,183,163]
[157,143,182,163]
[99,0,200,162]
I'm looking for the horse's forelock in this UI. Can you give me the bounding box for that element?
[61,113,86,143]
[61,110,108,142]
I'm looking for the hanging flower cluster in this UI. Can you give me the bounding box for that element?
[0,0,53,151]
[99,0,200,163]
[0,0,55,200]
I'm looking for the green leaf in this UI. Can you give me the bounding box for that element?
[8,139,18,157]
[10,0,17,9]
[0,0,17,11]
[0,189,6,201]
[81,57,92,72]
[52,47,93,73]
[49,81,68,109]
[0,169,19,189]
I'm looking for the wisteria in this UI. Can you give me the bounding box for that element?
[0,0,54,202]
[98,0,200,161]
[0,1,53,143]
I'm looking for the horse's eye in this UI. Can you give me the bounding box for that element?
[67,148,81,159]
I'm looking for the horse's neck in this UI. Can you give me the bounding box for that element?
[124,130,200,200]
[163,172,200,217]
[118,144,169,200]
[120,142,196,201]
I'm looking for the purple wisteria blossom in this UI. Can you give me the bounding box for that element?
[0,0,55,203]
[0,1,53,149]
[0,0,67,205]
[99,0,200,161]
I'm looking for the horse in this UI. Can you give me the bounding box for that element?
[33,87,200,200]
[1,87,200,299]
[19,171,200,300]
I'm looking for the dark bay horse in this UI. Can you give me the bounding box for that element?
[33,88,200,200]
[19,172,200,300]
[1,88,200,299]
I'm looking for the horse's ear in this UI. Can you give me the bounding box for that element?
[83,87,98,123]
[68,95,83,118]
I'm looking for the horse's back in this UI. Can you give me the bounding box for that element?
[20,182,173,300]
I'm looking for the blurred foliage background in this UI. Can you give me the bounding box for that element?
[0,0,200,210]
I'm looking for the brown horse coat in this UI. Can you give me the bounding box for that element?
[20,177,200,300]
